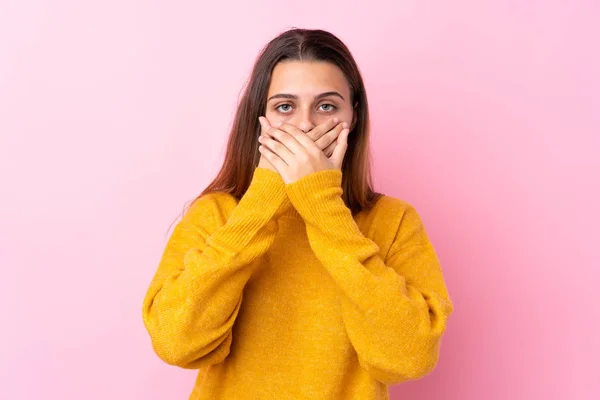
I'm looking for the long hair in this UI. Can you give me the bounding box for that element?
[183,28,382,223]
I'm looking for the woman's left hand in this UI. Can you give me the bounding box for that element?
[258,120,351,184]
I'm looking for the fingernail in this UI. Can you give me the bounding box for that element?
[333,117,339,123]
[276,120,283,127]
[342,122,349,129]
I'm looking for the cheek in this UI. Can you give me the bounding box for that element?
[264,110,286,126]
[327,108,353,126]
[343,109,354,124]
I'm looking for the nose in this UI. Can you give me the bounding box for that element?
[297,120,315,133]
[289,108,315,133]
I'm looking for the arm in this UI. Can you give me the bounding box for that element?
[285,169,454,385]
[142,168,290,369]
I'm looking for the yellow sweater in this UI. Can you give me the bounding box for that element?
[142,167,454,399]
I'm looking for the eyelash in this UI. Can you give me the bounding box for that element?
[275,103,337,114]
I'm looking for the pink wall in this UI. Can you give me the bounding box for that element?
[1,1,598,399]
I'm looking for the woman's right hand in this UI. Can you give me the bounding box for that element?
[257,152,277,172]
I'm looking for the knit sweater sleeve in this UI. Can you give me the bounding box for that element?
[142,168,290,369]
[285,169,454,385]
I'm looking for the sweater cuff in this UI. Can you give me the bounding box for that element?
[206,168,288,253]
[245,167,288,214]
[252,168,293,217]
[284,169,346,225]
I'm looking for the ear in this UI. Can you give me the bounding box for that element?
[350,102,359,131]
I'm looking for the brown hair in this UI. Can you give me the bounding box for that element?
[180,28,382,225]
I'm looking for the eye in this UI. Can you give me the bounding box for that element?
[276,104,293,113]
[319,103,337,112]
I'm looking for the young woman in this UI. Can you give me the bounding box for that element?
[142,28,454,399]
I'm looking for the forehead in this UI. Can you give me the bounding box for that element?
[268,61,350,98]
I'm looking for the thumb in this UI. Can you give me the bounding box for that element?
[330,128,350,168]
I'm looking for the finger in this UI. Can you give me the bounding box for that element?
[258,116,273,137]
[259,133,296,165]
[323,140,337,157]
[277,121,305,138]
[314,121,346,151]
[306,118,339,142]
[274,121,327,151]
[265,122,306,155]
[330,128,350,168]
[258,144,287,171]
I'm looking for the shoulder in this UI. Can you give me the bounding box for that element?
[370,195,422,225]
[182,191,239,229]
[370,195,430,247]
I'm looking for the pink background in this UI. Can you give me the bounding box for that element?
[1,1,598,399]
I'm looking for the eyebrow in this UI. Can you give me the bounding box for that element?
[267,91,345,102]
